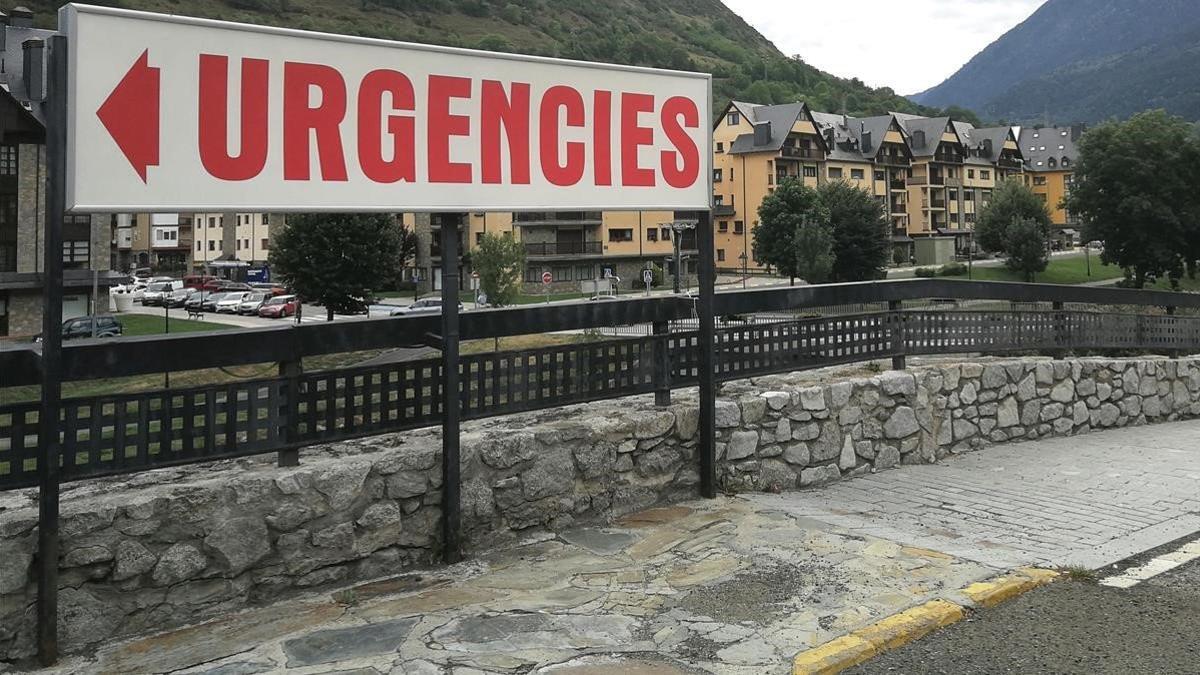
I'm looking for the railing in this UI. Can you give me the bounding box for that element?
[712,204,736,217]
[513,211,603,225]
[524,241,603,256]
[890,180,907,190]
[780,146,822,160]
[3,280,1200,491]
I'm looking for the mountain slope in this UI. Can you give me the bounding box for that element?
[912,0,1200,122]
[23,0,933,117]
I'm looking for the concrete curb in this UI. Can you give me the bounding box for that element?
[792,568,1059,675]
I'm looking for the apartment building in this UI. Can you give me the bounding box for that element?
[711,100,1024,269]
[111,212,272,275]
[1020,125,1082,242]
[409,210,687,293]
[0,10,119,337]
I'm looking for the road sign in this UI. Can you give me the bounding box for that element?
[643,268,653,284]
[541,271,553,285]
[471,271,480,280]
[61,4,712,213]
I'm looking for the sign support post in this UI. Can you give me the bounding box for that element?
[37,33,68,667]
[438,214,463,564]
[695,210,717,499]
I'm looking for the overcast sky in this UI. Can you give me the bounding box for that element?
[720,0,1047,94]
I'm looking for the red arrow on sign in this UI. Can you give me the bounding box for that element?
[97,50,160,183]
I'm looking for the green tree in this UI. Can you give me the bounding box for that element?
[817,181,890,281]
[269,213,405,321]
[975,179,1052,254]
[1066,110,1200,287]
[753,178,830,284]
[472,232,526,306]
[1002,217,1049,282]
[793,221,835,285]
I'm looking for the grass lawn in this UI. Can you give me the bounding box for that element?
[117,314,235,336]
[944,253,1126,285]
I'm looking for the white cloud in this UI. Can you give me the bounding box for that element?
[720,0,1046,94]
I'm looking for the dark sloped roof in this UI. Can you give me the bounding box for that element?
[892,114,953,157]
[728,102,809,155]
[1019,126,1078,172]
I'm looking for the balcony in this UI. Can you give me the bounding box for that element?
[930,198,946,209]
[513,211,603,226]
[933,153,963,164]
[890,201,906,214]
[889,179,907,191]
[525,241,603,257]
[998,156,1023,170]
[779,146,822,160]
[877,153,911,166]
[713,204,736,217]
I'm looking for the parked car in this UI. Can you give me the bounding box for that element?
[184,291,210,313]
[164,287,196,308]
[141,280,183,306]
[249,282,288,297]
[182,274,217,290]
[388,298,463,316]
[237,292,268,315]
[215,292,249,313]
[35,315,123,342]
[201,292,232,312]
[258,294,298,318]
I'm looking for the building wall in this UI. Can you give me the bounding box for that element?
[1026,170,1073,225]
[192,212,271,267]
[15,144,43,274]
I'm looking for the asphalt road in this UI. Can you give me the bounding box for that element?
[849,535,1200,675]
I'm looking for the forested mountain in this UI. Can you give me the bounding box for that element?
[912,0,1200,124]
[24,0,936,117]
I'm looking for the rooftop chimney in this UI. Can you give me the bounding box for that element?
[21,37,43,101]
[1070,123,1086,141]
[753,121,771,146]
[9,6,31,28]
[861,130,873,154]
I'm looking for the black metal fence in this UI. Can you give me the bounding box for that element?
[3,280,1200,492]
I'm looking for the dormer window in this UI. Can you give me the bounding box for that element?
[1062,158,1070,167]
[1048,157,1057,168]
[727,111,740,126]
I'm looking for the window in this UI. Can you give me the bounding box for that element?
[874,170,885,181]
[196,241,202,251]
[244,239,250,249]
[717,249,726,262]
[62,240,89,267]
[1033,132,1040,138]
[209,217,217,228]
[713,195,724,206]
[967,169,975,179]
[803,165,817,178]
[646,228,658,242]
[964,191,974,201]
[524,266,542,283]
[850,168,864,180]
[948,189,958,200]
[261,238,270,250]
[718,221,729,232]
[733,221,744,234]
[661,228,671,241]
[0,145,16,176]
[729,166,734,180]
[552,266,572,282]
[576,265,593,280]
[608,228,633,242]
[713,168,722,182]
[1037,193,1047,202]
[980,170,990,180]
[475,232,484,245]
[1058,145,1065,150]
[828,167,843,179]
[1061,158,1070,167]
[237,239,242,250]
[263,214,270,225]
[209,240,216,251]
[716,142,724,153]
[1047,157,1057,168]
[727,111,740,126]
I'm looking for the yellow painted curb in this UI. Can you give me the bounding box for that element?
[962,568,1059,608]
[792,569,1059,675]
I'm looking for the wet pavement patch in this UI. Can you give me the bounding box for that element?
[282,617,419,667]
[674,559,849,624]
[559,527,640,556]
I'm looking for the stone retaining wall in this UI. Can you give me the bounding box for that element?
[2,356,1198,661]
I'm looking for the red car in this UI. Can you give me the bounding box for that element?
[183,274,217,290]
[258,294,298,318]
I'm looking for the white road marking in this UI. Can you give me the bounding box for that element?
[1100,540,1200,588]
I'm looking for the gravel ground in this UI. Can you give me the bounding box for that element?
[849,541,1200,675]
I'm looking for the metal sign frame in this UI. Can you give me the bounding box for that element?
[60,3,714,214]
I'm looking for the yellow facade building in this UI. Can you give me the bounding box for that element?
[1020,126,1082,239]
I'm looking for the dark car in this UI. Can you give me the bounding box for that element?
[164,287,196,308]
[37,315,123,341]
[184,291,210,313]
[201,292,231,312]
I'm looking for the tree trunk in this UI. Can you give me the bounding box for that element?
[327,306,334,322]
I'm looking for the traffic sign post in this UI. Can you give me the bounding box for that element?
[542,270,553,304]
[643,267,653,296]
[32,5,713,664]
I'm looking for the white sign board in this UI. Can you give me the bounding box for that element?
[61,4,712,213]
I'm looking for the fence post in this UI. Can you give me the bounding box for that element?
[1165,306,1177,359]
[695,210,717,499]
[1052,301,1065,360]
[36,35,68,667]
[438,214,463,564]
[277,356,301,467]
[653,320,671,407]
[888,299,905,371]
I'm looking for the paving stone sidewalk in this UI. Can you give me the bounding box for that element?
[43,421,1200,675]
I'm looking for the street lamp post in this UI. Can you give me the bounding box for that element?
[662,219,697,294]
[738,252,748,289]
